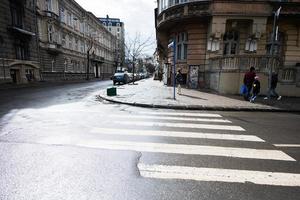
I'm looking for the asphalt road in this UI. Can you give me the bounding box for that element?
[0,80,299,200]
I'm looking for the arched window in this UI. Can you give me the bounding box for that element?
[223,31,239,55]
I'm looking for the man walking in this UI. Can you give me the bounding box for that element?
[264,72,282,100]
[175,69,183,95]
[243,67,256,101]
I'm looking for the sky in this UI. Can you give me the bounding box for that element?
[76,0,157,56]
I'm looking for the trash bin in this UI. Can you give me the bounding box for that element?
[107,87,117,96]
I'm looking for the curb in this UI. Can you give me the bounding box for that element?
[97,95,300,113]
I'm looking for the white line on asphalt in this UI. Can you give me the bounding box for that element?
[138,112,222,118]
[274,144,300,148]
[117,121,246,131]
[138,163,300,187]
[110,115,232,123]
[71,139,295,161]
[90,128,265,142]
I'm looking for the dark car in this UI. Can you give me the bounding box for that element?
[113,72,129,85]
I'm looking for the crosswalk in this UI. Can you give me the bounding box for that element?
[42,110,300,187]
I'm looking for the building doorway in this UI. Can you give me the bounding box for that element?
[10,69,20,83]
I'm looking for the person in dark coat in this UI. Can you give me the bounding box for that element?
[250,76,261,103]
[243,67,256,101]
[175,69,183,95]
[264,73,282,100]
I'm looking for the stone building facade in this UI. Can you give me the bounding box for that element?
[99,16,125,68]
[0,0,40,84]
[37,0,117,81]
[156,0,300,97]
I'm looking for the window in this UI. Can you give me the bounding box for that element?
[103,22,106,26]
[67,12,72,26]
[15,39,29,60]
[266,32,284,56]
[245,38,257,52]
[62,33,66,47]
[68,36,72,49]
[75,39,78,51]
[223,31,239,55]
[48,24,54,42]
[108,22,112,26]
[116,23,120,26]
[80,40,84,52]
[207,37,220,52]
[60,7,65,23]
[176,32,188,60]
[10,1,24,28]
[46,0,52,11]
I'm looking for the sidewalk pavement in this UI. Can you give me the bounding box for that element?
[98,78,300,112]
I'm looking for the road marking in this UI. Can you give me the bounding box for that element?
[138,112,222,118]
[70,140,295,161]
[110,115,232,123]
[138,164,300,187]
[117,121,246,131]
[91,128,265,142]
[274,144,300,148]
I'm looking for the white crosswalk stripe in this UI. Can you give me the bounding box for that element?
[138,112,222,118]
[110,114,232,123]
[40,110,298,186]
[70,139,294,161]
[118,121,245,131]
[138,164,300,187]
[91,128,265,142]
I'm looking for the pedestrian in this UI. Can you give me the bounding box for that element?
[250,76,260,103]
[175,69,183,95]
[243,67,256,101]
[264,72,282,100]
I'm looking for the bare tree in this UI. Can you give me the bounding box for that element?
[125,32,154,84]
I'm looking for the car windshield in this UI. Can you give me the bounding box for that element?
[114,73,124,76]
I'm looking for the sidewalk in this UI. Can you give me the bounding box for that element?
[98,78,300,112]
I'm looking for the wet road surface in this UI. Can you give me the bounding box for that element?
[0,80,300,200]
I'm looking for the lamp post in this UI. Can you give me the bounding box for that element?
[268,7,281,99]
[168,38,176,100]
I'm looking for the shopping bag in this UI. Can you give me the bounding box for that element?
[240,85,248,95]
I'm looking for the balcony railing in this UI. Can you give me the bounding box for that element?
[158,0,210,14]
[209,55,282,72]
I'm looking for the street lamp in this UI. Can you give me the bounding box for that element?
[168,38,176,100]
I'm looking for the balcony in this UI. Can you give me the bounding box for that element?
[42,10,60,23]
[209,55,282,72]
[91,54,105,64]
[47,43,62,55]
[156,0,211,30]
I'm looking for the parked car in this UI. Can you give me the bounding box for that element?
[127,73,133,82]
[113,72,129,85]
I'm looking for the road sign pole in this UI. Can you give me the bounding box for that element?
[173,39,176,100]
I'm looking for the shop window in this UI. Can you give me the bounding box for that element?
[176,32,188,60]
[223,31,239,55]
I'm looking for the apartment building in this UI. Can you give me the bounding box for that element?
[37,0,117,81]
[99,16,125,68]
[155,0,300,96]
[0,0,40,84]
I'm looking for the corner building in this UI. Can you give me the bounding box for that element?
[0,0,40,84]
[37,0,117,81]
[155,0,300,96]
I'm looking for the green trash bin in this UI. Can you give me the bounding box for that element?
[107,87,117,96]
